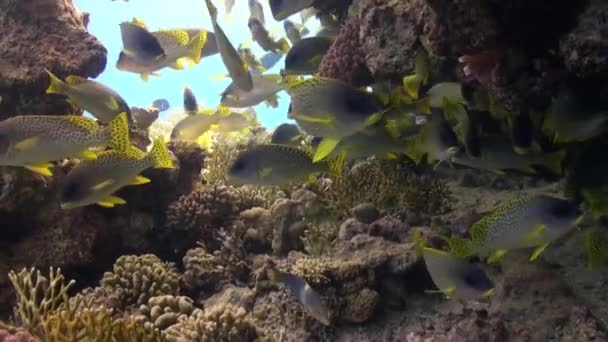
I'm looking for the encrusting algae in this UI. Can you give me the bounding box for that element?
[3,0,608,340]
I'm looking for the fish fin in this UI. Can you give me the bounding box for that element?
[106,112,131,152]
[258,167,272,178]
[426,286,456,299]
[583,229,608,271]
[403,74,421,99]
[314,138,340,163]
[149,138,174,169]
[544,149,566,175]
[491,169,506,175]
[130,175,151,185]
[210,74,229,81]
[386,152,398,159]
[170,61,185,70]
[415,97,431,115]
[45,69,68,95]
[486,249,508,264]
[412,230,427,256]
[131,17,147,29]
[529,242,549,261]
[14,137,40,151]
[65,75,86,85]
[97,195,126,208]
[278,38,291,54]
[91,179,115,191]
[79,150,98,160]
[384,120,400,139]
[326,151,345,178]
[518,166,537,174]
[185,31,207,64]
[442,235,473,257]
[105,96,120,111]
[582,189,608,220]
[522,224,545,244]
[225,13,233,23]
[24,163,53,176]
[364,111,384,126]
[482,288,495,297]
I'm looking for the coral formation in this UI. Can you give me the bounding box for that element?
[182,247,229,292]
[319,15,373,87]
[100,254,180,307]
[137,295,195,330]
[0,0,106,118]
[168,140,206,195]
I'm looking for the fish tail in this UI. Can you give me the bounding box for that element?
[149,138,174,169]
[584,229,608,270]
[544,149,566,175]
[186,31,207,64]
[105,112,131,152]
[278,38,290,55]
[45,69,68,95]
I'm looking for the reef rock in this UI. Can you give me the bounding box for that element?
[0,0,107,118]
[270,198,305,255]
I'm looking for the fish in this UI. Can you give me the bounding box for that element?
[269,269,331,326]
[283,75,386,162]
[445,195,582,264]
[46,70,132,124]
[405,110,460,167]
[248,17,290,55]
[316,13,340,38]
[441,99,480,157]
[424,82,467,108]
[542,90,608,143]
[238,47,267,74]
[221,74,283,108]
[284,37,333,75]
[423,247,494,300]
[152,99,170,112]
[269,0,315,21]
[300,7,316,24]
[583,229,608,270]
[451,137,565,175]
[0,112,130,176]
[60,138,174,209]
[221,0,236,22]
[248,0,265,25]
[284,20,309,45]
[119,22,166,63]
[564,142,608,219]
[510,110,534,155]
[171,109,220,141]
[131,107,159,130]
[270,123,303,146]
[227,144,343,186]
[183,87,199,115]
[402,50,430,99]
[205,0,253,92]
[214,109,256,134]
[116,22,208,80]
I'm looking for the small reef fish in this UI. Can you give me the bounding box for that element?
[46,70,132,124]
[402,50,430,99]
[283,75,386,161]
[151,99,170,112]
[0,112,130,176]
[60,138,174,209]
[583,229,608,270]
[171,109,220,141]
[284,37,333,75]
[445,195,583,264]
[119,22,166,63]
[423,247,494,300]
[221,0,236,22]
[248,0,265,25]
[214,111,256,134]
[117,21,208,80]
[270,123,303,146]
[221,74,283,108]
[205,0,254,92]
[270,268,331,326]
[405,111,460,167]
[269,0,315,21]
[441,99,480,158]
[284,20,309,45]
[248,17,290,55]
[183,87,199,115]
[300,7,316,24]
[238,47,268,74]
[424,82,467,108]
[227,144,343,186]
[451,137,565,175]
[564,142,608,219]
[131,106,159,130]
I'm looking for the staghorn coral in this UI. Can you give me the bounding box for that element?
[318,15,373,87]
[66,286,123,313]
[182,247,229,292]
[162,304,262,342]
[137,295,195,330]
[8,267,74,335]
[100,254,180,308]
[292,257,331,286]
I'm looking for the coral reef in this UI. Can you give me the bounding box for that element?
[319,15,373,87]
[0,0,106,118]
[137,295,195,330]
[167,140,206,195]
[100,254,180,307]
[182,247,229,292]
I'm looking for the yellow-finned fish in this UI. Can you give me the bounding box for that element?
[228,144,343,186]
[183,86,199,115]
[171,109,220,141]
[269,0,315,21]
[248,0,265,25]
[119,22,166,63]
[445,195,582,264]
[270,123,303,146]
[221,74,283,108]
[284,37,333,75]
[46,70,132,124]
[248,17,290,55]
[283,20,309,45]
[131,106,159,130]
[238,46,267,75]
[0,112,130,176]
[204,0,253,92]
[405,111,460,167]
[283,75,386,162]
[60,138,174,209]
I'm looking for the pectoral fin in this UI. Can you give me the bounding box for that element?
[24,162,53,176]
[522,224,545,244]
[97,195,126,208]
[130,175,151,185]
[313,138,340,163]
[14,137,40,151]
[79,150,98,160]
[91,179,115,191]
[403,74,421,99]
[529,242,549,261]
[487,249,508,264]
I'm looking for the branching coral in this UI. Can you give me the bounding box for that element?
[162,304,262,342]
[318,15,373,87]
[100,254,180,308]
[8,267,75,335]
[235,185,286,210]
[292,257,331,286]
[182,247,228,292]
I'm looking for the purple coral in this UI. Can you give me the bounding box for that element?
[0,329,39,342]
[318,16,373,87]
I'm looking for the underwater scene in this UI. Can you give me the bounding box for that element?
[1,0,608,340]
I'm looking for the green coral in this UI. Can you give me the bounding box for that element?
[100,254,180,307]
[8,267,74,335]
[162,304,262,342]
